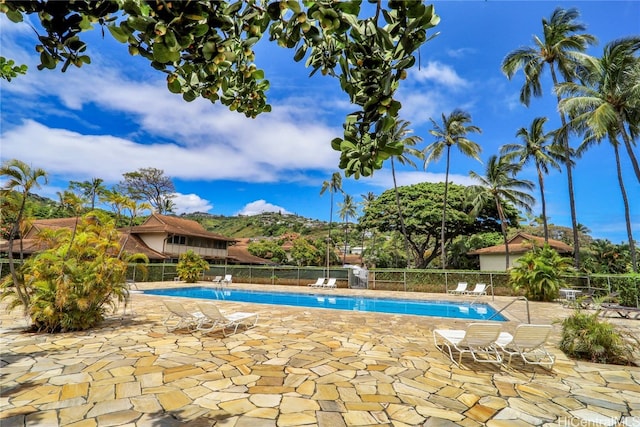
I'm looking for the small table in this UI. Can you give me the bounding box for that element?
[560,288,582,301]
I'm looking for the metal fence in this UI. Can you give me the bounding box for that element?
[1,261,637,303]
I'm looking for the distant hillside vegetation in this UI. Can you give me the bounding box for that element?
[181,212,331,239]
[11,194,332,241]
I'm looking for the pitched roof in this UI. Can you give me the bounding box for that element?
[227,238,273,265]
[467,232,573,255]
[125,213,235,242]
[25,217,83,238]
[0,231,168,260]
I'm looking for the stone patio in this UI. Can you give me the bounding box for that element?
[1,281,639,426]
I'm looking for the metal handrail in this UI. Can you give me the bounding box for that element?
[488,296,530,324]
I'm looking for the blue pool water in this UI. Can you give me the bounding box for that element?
[143,287,506,321]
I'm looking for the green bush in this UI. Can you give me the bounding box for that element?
[1,213,148,332]
[617,275,640,307]
[559,310,638,365]
[509,244,573,301]
[176,250,209,283]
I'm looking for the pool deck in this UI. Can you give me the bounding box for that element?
[1,281,639,427]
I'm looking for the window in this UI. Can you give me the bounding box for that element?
[168,235,186,245]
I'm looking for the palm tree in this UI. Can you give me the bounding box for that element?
[557,37,640,272]
[501,117,563,243]
[468,155,535,270]
[0,159,48,308]
[338,194,357,265]
[424,109,482,269]
[320,172,343,277]
[359,192,376,265]
[557,37,640,183]
[69,178,106,210]
[388,120,423,268]
[501,7,597,268]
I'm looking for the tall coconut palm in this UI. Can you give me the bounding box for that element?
[0,159,48,308]
[338,194,357,265]
[424,109,482,269]
[359,192,376,265]
[69,177,106,210]
[501,117,564,243]
[468,155,535,270]
[388,120,423,268]
[501,7,597,268]
[556,37,640,271]
[557,37,640,183]
[320,172,343,277]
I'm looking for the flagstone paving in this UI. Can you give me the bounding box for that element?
[2,282,640,426]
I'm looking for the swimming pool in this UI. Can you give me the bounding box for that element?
[143,287,506,321]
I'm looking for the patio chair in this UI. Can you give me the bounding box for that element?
[323,278,337,288]
[448,282,468,295]
[221,274,233,285]
[211,275,223,284]
[308,278,326,287]
[600,304,640,319]
[466,283,487,297]
[433,323,503,366]
[163,301,205,331]
[495,324,555,368]
[196,303,259,336]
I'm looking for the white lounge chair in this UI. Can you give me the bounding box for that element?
[196,303,258,336]
[433,323,503,366]
[466,283,487,296]
[211,275,223,284]
[163,301,205,331]
[495,324,555,368]
[308,278,326,287]
[221,274,233,285]
[323,278,337,288]
[448,282,468,295]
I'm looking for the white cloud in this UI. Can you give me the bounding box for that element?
[1,31,342,184]
[236,200,290,216]
[411,61,469,89]
[446,47,476,58]
[171,193,213,215]
[396,90,449,127]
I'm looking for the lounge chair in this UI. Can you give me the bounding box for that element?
[495,324,555,368]
[433,323,503,366]
[448,282,468,295]
[211,275,223,284]
[163,301,205,331]
[308,278,326,287]
[196,303,258,336]
[466,283,487,296]
[600,303,640,319]
[323,278,337,288]
[221,274,233,285]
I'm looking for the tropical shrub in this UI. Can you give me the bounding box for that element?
[0,212,148,332]
[617,275,640,307]
[559,310,639,365]
[509,244,573,301]
[176,250,209,283]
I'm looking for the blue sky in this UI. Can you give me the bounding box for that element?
[1,1,638,244]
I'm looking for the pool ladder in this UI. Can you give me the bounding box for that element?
[487,296,530,324]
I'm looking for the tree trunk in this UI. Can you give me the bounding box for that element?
[613,140,637,272]
[550,64,580,268]
[326,192,333,278]
[537,165,549,243]
[441,146,451,270]
[7,196,29,309]
[618,114,640,184]
[495,196,510,270]
[391,159,411,268]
